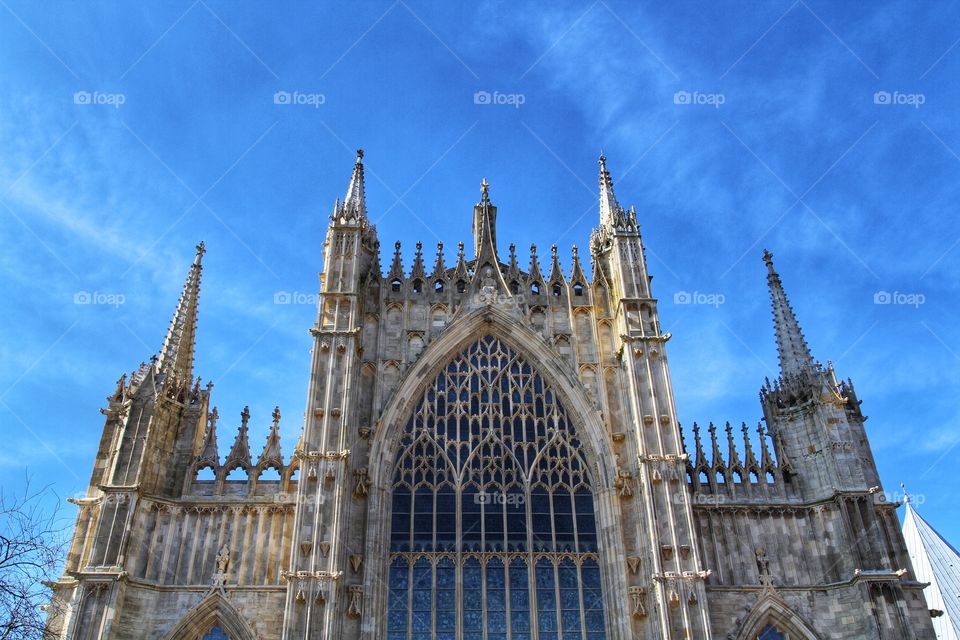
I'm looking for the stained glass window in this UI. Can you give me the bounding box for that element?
[202,625,230,640]
[759,624,786,640]
[387,336,606,640]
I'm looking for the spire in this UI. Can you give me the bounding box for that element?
[196,406,220,468]
[528,244,544,289]
[410,241,426,280]
[569,245,588,287]
[548,245,564,284]
[763,250,815,377]
[388,240,404,282]
[340,149,367,220]
[257,406,284,470]
[157,241,204,381]
[430,242,446,282]
[472,177,500,263]
[598,154,622,228]
[225,406,252,470]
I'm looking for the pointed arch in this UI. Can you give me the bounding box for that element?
[163,592,256,640]
[363,305,628,637]
[736,594,822,640]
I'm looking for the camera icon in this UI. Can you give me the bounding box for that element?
[274,291,292,304]
[473,491,490,504]
[873,291,891,305]
[673,291,691,304]
[873,91,891,105]
[673,91,691,105]
[73,91,91,105]
[473,91,492,105]
[73,291,91,304]
[274,91,291,105]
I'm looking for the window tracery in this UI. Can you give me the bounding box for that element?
[387,335,606,640]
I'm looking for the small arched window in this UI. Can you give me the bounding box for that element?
[434,280,444,293]
[531,282,541,295]
[195,466,216,481]
[225,466,248,481]
[552,282,563,297]
[456,280,466,293]
[573,283,584,296]
[510,280,520,294]
[412,279,422,293]
[391,279,402,292]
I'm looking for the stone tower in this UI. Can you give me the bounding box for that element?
[45,153,937,639]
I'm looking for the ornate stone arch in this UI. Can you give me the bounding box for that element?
[362,305,629,637]
[736,593,822,640]
[163,592,256,640]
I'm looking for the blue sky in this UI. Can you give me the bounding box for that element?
[2,1,960,544]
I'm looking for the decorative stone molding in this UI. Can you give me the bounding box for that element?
[628,586,647,618]
[353,468,370,498]
[347,585,363,618]
[349,554,363,574]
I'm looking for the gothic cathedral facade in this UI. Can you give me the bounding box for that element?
[47,153,938,639]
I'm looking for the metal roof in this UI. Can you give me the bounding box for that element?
[903,500,960,640]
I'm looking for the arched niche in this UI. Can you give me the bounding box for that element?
[163,593,256,640]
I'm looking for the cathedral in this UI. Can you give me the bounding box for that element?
[47,152,939,639]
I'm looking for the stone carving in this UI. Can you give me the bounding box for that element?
[628,586,647,618]
[347,585,363,618]
[212,545,230,585]
[627,556,641,574]
[349,554,363,574]
[353,468,370,498]
[615,469,634,497]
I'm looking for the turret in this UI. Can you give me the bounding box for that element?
[759,250,880,498]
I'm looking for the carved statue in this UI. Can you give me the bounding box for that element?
[216,544,230,574]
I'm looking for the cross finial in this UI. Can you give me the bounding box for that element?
[480,177,490,201]
[195,240,206,259]
[356,149,364,162]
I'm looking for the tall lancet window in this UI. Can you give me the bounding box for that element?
[387,336,606,640]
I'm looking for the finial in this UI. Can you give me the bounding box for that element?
[241,405,250,427]
[356,149,364,162]
[480,177,490,201]
[551,244,558,257]
[530,243,537,255]
[572,245,579,258]
[195,241,206,261]
[272,406,281,424]
[598,152,607,167]
[458,241,465,258]
[762,249,775,274]
[901,482,910,504]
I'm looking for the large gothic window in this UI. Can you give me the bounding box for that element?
[387,336,606,640]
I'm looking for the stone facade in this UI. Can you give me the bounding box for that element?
[46,152,937,639]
